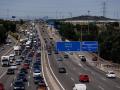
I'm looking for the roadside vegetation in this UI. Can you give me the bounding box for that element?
[0,19,25,44]
[54,21,120,64]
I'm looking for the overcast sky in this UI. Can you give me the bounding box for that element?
[0,0,119,19]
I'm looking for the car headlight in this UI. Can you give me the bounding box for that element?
[21,87,25,89]
[14,87,19,89]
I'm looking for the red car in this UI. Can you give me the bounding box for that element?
[79,74,89,82]
[23,63,29,69]
[0,83,5,90]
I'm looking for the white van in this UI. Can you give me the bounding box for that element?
[73,84,86,90]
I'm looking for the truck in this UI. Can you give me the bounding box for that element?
[13,46,21,56]
[73,84,87,90]
[1,56,10,67]
[9,54,15,63]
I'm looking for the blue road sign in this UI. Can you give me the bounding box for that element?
[81,41,98,52]
[56,41,81,52]
[12,16,16,18]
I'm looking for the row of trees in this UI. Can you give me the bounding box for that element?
[56,22,98,41]
[0,19,17,44]
[99,23,120,63]
[55,21,120,64]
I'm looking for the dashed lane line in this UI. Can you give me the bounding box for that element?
[98,85,104,90]
[71,77,75,82]
[28,82,30,87]
[0,71,7,79]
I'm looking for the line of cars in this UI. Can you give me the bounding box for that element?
[6,48,31,90]
[1,23,47,90]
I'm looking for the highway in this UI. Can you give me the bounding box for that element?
[37,23,120,90]
[0,22,120,90]
[0,24,43,90]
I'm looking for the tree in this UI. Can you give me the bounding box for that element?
[0,25,7,44]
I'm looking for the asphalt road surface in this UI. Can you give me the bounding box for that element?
[38,23,120,90]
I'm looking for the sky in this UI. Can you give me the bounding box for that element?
[0,0,120,19]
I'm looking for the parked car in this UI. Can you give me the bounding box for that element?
[79,74,89,82]
[106,71,116,78]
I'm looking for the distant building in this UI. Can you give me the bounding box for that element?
[64,20,120,26]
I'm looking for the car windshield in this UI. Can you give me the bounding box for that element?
[8,69,13,71]
[14,82,24,86]
[84,75,88,77]
[34,76,42,80]
[11,65,16,66]
[34,70,40,73]
[110,72,115,74]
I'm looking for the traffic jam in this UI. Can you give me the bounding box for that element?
[0,24,47,90]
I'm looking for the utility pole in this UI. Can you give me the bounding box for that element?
[87,10,90,34]
[88,10,90,16]
[59,12,62,19]
[6,9,9,20]
[103,1,106,17]
[102,1,107,31]
[69,12,72,18]
[56,11,58,19]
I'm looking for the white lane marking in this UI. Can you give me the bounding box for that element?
[65,73,68,75]
[78,63,83,68]
[98,85,104,90]
[73,68,76,70]
[0,71,7,79]
[84,68,88,71]
[46,52,65,90]
[28,82,29,87]
[71,77,75,81]
[101,77,106,81]
[39,30,50,90]
[28,76,30,79]
[116,85,120,89]
[10,83,12,87]
[30,70,31,73]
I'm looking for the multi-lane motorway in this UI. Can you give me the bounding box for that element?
[0,24,43,90]
[38,23,120,90]
[0,22,120,90]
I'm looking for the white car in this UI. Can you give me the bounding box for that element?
[33,70,41,77]
[10,64,17,70]
[73,84,87,90]
[106,71,116,78]
[78,55,84,58]
[16,59,22,62]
